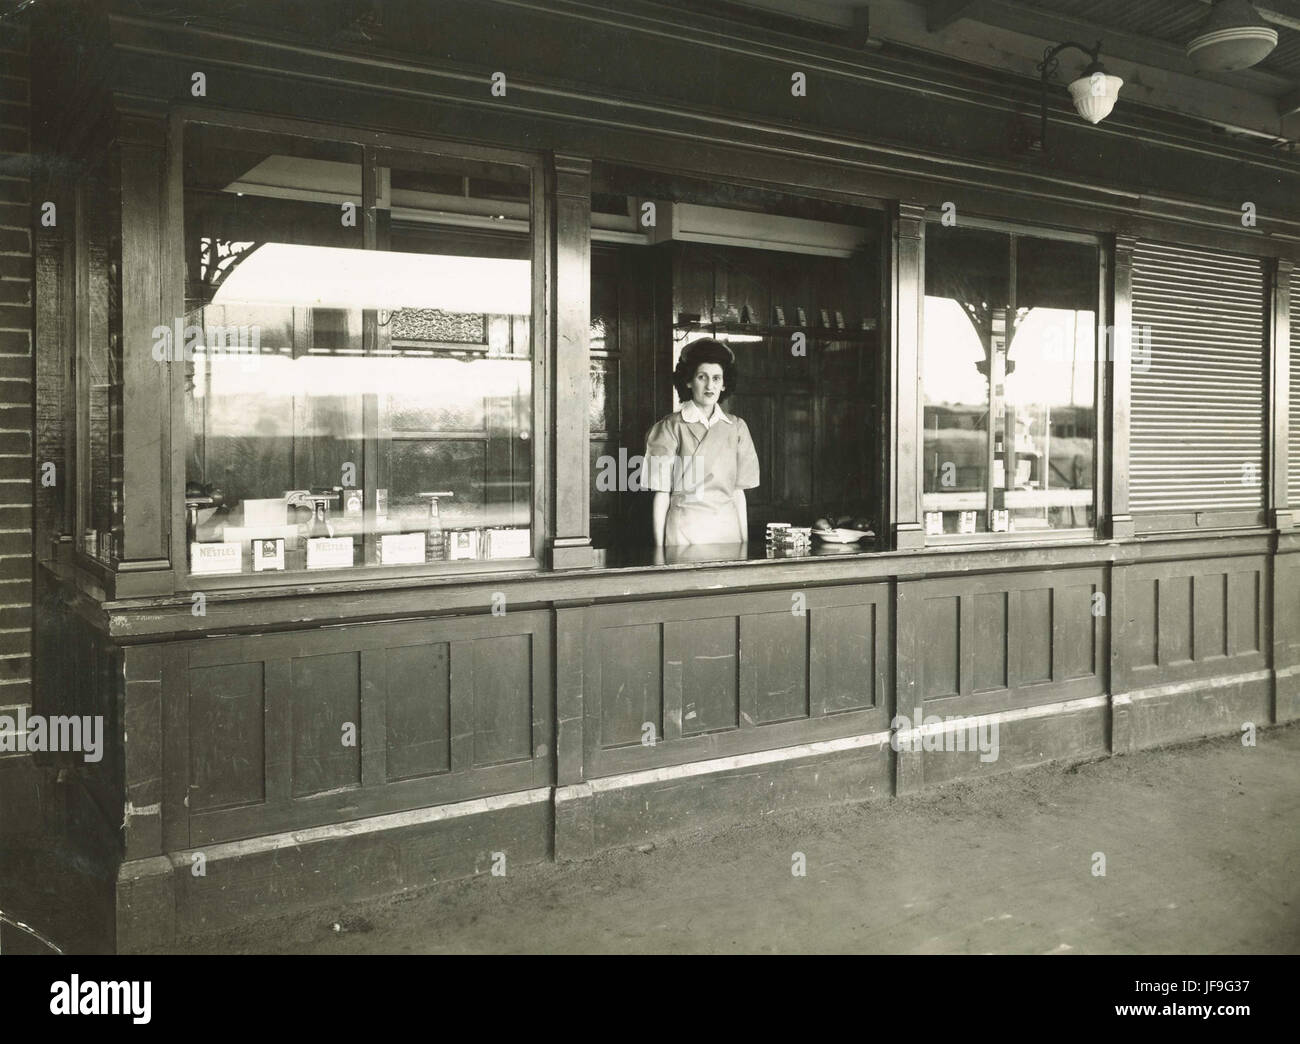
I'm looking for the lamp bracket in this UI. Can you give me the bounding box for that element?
[1031,40,1105,152]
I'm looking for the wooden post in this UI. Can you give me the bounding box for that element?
[1270,258,1292,529]
[549,155,597,569]
[888,202,925,550]
[114,98,173,594]
[1107,235,1135,540]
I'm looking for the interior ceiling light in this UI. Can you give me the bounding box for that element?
[1032,40,1123,149]
[1187,0,1278,72]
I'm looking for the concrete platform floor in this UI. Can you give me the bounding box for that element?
[175,724,1300,954]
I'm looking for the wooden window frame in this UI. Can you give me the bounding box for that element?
[918,211,1108,548]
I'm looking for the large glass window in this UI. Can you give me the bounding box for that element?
[923,222,1098,537]
[182,125,535,578]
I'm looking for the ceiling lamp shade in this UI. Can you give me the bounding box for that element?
[1187,0,1278,72]
[1068,65,1124,124]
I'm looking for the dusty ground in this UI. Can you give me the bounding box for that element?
[171,725,1299,954]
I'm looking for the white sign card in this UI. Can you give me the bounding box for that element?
[486,527,531,559]
[958,511,977,534]
[306,536,354,570]
[191,542,242,575]
[380,532,425,565]
[253,537,285,572]
[924,511,943,536]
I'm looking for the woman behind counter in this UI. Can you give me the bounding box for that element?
[645,338,760,547]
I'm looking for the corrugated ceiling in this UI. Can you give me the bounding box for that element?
[1018,0,1300,79]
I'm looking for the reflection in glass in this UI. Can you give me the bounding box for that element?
[183,126,533,575]
[922,224,1097,536]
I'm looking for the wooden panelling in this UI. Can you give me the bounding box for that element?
[1193,572,1228,661]
[187,662,265,813]
[1056,583,1097,681]
[923,596,960,699]
[1019,588,1053,685]
[1159,575,1194,664]
[914,568,1106,715]
[1128,577,1158,668]
[809,601,876,715]
[165,611,552,846]
[1119,556,1269,692]
[598,622,661,748]
[472,633,533,765]
[584,584,892,776]
[971,592,1007,693]
[385,642,451,782]
[741,610,808,725]
[675,616,739,736]
[291,652,362,799]
[1229,571,1260,655]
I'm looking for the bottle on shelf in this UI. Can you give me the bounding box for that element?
[420,491,454,561]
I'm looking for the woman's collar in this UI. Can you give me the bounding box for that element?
[680,400,731,424]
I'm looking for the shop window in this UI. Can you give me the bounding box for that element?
[182,125,536,578]
[588,163,883,561]
[922,222,1098,538]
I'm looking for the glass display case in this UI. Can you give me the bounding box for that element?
[181,124,536,578]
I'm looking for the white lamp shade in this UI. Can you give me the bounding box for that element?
[1068,73,1123,124]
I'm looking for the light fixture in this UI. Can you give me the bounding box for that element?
[1187,0,1277,72]
[1031,40,1123,150]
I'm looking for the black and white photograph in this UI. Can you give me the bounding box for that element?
[0,0,1296,993]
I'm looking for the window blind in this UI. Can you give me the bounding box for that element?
[1130,241,1266,513]
[1289,267,1300,505]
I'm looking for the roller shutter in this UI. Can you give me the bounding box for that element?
[1130,241,1266,513]
[1289,267,1300,505]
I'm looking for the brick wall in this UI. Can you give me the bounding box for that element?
[0,18,33,713]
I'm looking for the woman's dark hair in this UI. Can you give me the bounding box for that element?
[673,338,739,404]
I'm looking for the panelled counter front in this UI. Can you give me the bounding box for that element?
[23,0,1300,951]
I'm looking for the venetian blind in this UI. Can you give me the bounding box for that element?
[1289,267,1300,505]
[1130,241,1266,513]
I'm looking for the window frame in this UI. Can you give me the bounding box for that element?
[167,110,550,592]
[919,211,1108,547]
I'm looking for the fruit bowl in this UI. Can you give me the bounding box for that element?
[812,527,872,543]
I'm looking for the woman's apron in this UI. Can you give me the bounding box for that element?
[663,420,746,546]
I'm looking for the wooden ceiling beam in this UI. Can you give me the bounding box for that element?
[926,1,990,33]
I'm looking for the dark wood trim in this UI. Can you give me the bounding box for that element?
[1108,235,1135,540]
[115,99,171,566]
[1133,509,1269,534]
[1271,258,1293,528]
[555,604,588,785]
[87,528,1278,643]
[890,202,925,551]
[102,12,1300,258]
[550,154,596,569]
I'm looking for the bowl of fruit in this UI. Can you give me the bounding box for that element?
[812,514,874,543]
